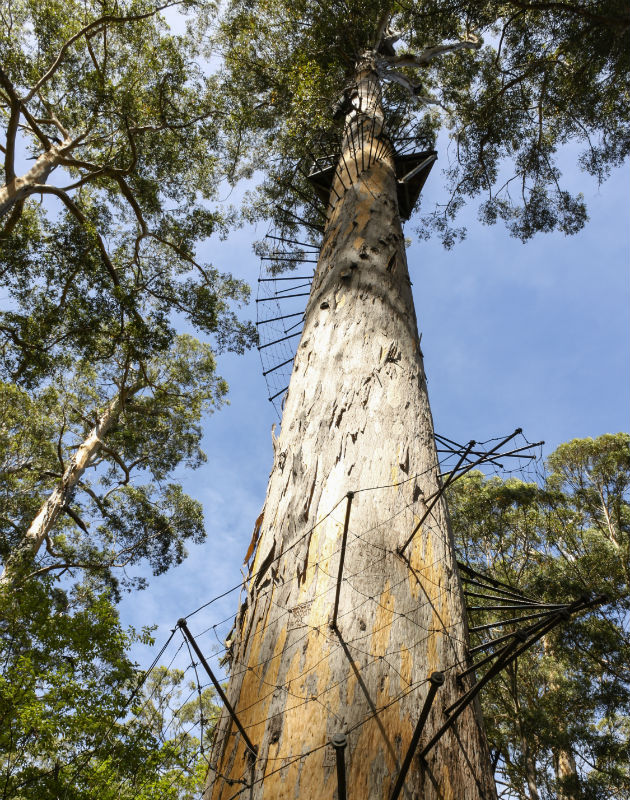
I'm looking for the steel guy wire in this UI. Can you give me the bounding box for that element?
[201,476,451,656]
[183,493,347,620]
[216,620,489,798]
[184,442,494,624]
[226,552,445,686]
[222,545,469,694]
[220,577,466,727]
[220,664,455,800]
[211,589,464,744]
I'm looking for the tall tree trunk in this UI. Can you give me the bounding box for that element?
[0,385,137,586]
[553,747,579,800]
[207,56,497,800]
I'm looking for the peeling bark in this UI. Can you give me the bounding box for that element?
[207,56,497,800]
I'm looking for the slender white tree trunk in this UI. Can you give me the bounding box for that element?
[0,138,70,218]
[520,732,540,800]
[208,56,497,800]
[0,387,135,585]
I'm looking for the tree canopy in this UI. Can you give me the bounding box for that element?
[0,3,252,792]
[0,0,257,589]
[218,0,629,244]
[0,577,219,799]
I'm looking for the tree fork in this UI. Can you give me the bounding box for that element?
[207,53,497,800]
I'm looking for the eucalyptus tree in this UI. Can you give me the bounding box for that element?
[0,0,256,585]
[0,1,252,792]
[0,0,255,382]
[449,433,630,800]
[0,577,220,799]
[204,2,629,799]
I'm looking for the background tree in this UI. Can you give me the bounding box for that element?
[0,577,220,799]
[0,335,229,589]
[0,0,256,586]
[449,433,630,799]
[0,0,254,792]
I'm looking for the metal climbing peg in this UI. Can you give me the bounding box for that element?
[331,732,348,800]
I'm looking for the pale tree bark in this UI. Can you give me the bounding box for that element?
[0,384,139,586]
[0,138,72,219]
[207,55,497,799]
[554,747,579,800]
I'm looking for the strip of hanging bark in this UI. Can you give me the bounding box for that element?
[244,512,265,565]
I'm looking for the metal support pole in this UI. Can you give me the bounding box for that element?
[469,608,559,633]
[255,292,311,303]
[468,629,521,656]
[389,671,444,800]
[268,385,289,402]
[262,356,296,377]
[398,154,437,184]
[463,590,551,605]
[177,618,257,757]
[257,330,303,350]
[421,607,576,760]
[331,492,354,630]
[256,311,304,326]
[275,206,324,233]
[265,234,319,249]
[332,733,348,800]
[457,560,535,601]
[467,603,566,611]
[421,594,607,760]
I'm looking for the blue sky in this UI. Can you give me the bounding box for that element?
[119,156,629,669]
